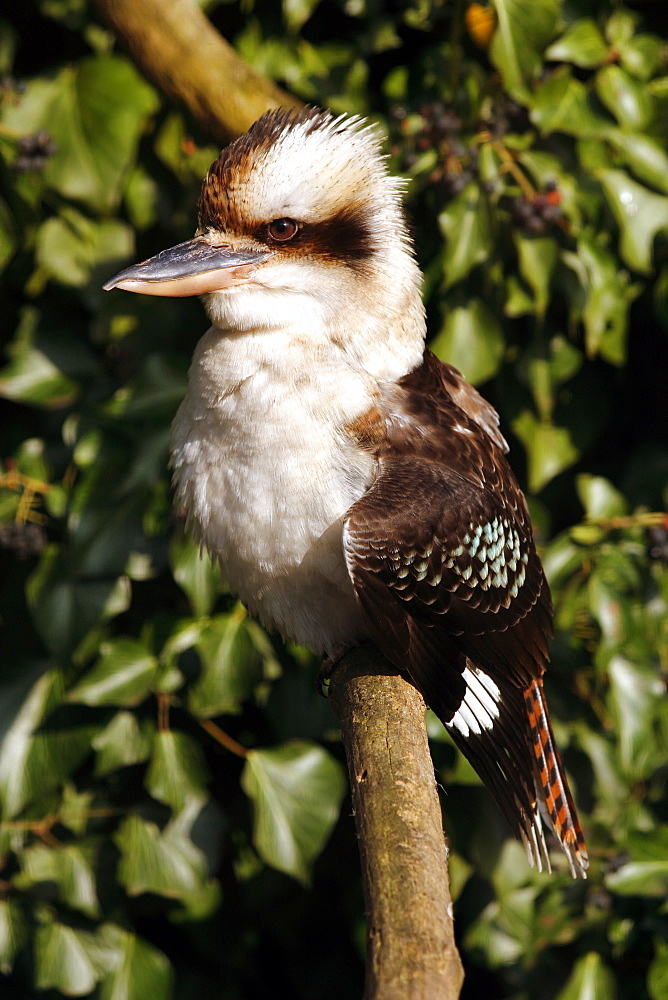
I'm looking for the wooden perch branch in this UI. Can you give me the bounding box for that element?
[330,644,464,1000]
[94,0,302,144]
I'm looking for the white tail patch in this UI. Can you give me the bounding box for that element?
[446,666,501,737]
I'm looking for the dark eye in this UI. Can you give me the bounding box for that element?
[268,218,298,242]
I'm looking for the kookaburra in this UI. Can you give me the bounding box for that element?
[104,106,588,878]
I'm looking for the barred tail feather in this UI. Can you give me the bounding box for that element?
[438,660,552,874]
[432,658,588,878]
[447,720,551,873]
[524,679,589,878]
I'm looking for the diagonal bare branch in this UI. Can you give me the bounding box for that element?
[94,0,302,143]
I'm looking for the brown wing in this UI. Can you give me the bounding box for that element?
[342,349,587,876]
[346,350,553,704]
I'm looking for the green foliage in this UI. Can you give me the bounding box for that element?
[241,741,347,885]
[0,1,666,998]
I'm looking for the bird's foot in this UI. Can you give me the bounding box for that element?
[317,642,358,696]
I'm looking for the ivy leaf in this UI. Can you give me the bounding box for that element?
[605,861,668,898]
[606,131,668,196]
[0,669,95,818]
[597,169,668,274]
[576,474,626,519]
[617,34,662,81]
[512,411,579,492]
[124,164,161,231]
[153,112,218,182]
[587,573,623,646]
[67,489,151,579]
[625,827,668,863]
[561,236,637,365]
[605,10,637,47]
[489,0,560,100]
[0,899,27,975]
[99,931,173,1000]
[542,532,587,591]
[430,297,505,385]
[16,844,100,918]
[504,274,534,317]
[34,922,101,997]
[27,546,131,660]
[59,784,95,836]
[187,609,265,718]
[518,149,581,224]
[241,741,347,885]
[648,941,668,1000]
[145,730,209,813]
[595,65,653,130]
[68,638,158,707]
[115,812,215,903]
[92,712,154,776]
[547,335,582,385]
[576,729,628,809]
[33,922,152,997]
[0,306,96,409]
[36,209,134,288]
[531,67,614,137]
[514,233,558,318]
[3,55,158,212]
[545,19,609,68]
[108,353,187,422]
[170,531,222,619]
[283,0,321,33]
[463,874,535,965]
[555,952,618,1000]
[519,334,582,420]
[439,183,492,289]
[607,655,663,778]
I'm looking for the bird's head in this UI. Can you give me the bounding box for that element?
[105,107,425,373]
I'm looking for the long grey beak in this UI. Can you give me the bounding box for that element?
[103,238,274,297]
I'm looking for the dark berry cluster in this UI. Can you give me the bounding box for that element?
[389,101,480,197]
[483,97,530,140]
[510,182,564,235]
[14,131,57,172]
[647,524,668,563]
[0,521,47,559]
[390,98,564,233]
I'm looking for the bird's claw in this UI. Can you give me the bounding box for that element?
[317,643,357,696]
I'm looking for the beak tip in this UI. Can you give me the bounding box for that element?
[103,267,134,292]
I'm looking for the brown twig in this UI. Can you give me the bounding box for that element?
[199,718,248,758]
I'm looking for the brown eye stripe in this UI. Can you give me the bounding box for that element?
[247,204,377,269]
[302,204,377,267]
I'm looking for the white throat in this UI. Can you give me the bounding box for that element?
[202,240,425,383]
